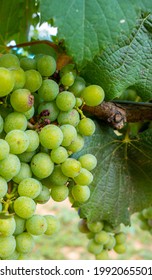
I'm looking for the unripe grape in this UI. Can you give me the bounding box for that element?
[81,85,105,106]
[16,232,35,254]
[39,124,63,149]
[4,112,27,133]
[0,236,16,259]
[69,76,86,97]
[115,232,126,244]
[61,158,81,178]
[31,152,54,179]
[11,67,26,90]
[25,130,39,152]
[12,162,32,184]
[87,239,103,255]
[13,196,36,219]
[95,249,109,260]
[0,153,21,181]
[10,88,34,112]
[13,215,26,236]
[38,101,59,122]
[5,130,29,154]
[0,216,16,236]
[49,165,68,186]
[72,184,90,203]
[51,185,69,202]
[38,79,59,101]
[87,221,104,233]
[57,109,80,127]
[78,219,90,234]
[0,53,20,68]
[20,57,37,70]
[94,230,110,244]
[0,176,8,198]
[74,168,93,185]
[26,215,48,235]
[114,243,127,254]
[35,185,50,204]
[56,91,76,111]
[50,146,68,164]
[24,69,42,92]
[60,124,77,147]
[78,154,97,171]
[78,117,96,136]
[0,139,10,160]
[61,72,75,87]
[44,215,60,236]
[0,67,15,97]
[18,178,42,199]
[67,133,84,153]
[37,55,56,77]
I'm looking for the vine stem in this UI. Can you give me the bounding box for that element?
[83,101,152,130]
[7,40,59,52]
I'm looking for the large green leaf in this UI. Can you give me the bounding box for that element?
[40,0,152,67]
[75,122,152,227]
[82,13,152,101]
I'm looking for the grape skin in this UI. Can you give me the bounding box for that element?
[10,88,34,112]
[0,139,10,160]
[39,124,63,149]
[13,196,36,219]
[56,91,76,111]
[5,130,29,154]
[15,232,35,254]
[0,67,15,97]
[0,217,16,237]
[0,153,21,181]
[51,185,69,202]
[4,112,27,133]
[44,215,60,236]
[30,152,54,179]
[18,178,42,199]
[0,236,16,259]
[26,215,48,235]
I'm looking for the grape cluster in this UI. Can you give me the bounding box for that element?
[137,207,152,233]
[78,219,127,259]
[0,53,105,259]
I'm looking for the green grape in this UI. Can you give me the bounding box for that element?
[87,221,104,233]
[60,64,76,77]
[60,124,77,147]
[4,112,27,133]
[25,130,39,152]
[26,214,47,235]
[142,207,152,219]
[18,178,42,199]
[0,176,8,198]
[0,216,16,236]
[37,55,56,77]
[78,219,90,234]
[23,106,34,120]
[44,215,60,236]
[16,232,35,254]
[0,139,10,160]
[0,153,21,181]
[104,235,116,250]
[114,243,127,254]
[10,88,34,112]
[11,67,26,90]
[31,152,54,179]
[51,185,69,202]
[0,67,15,97]
[0,236,16,259]
[74,168,93,186]
[0,53,20,68]
[49,165,68,186]
[20,57,37,70]
[57,109,80,127]
[78,117,96,136]
[115,232,126,244]
[94,230,110,245]
[35,185,50,204]
[3,249,20,260]
[50,146,68,164]
[13,196,36,219]
[38,101,59,122]
[75,97,83,107]
[69,76,86,97]
[81,85,105,106]
[39,124,63,149]
[38,79,59,101]
[0,115,3,133]
[138,220,150,231]
[78,154,97,171]
[18,150,36,163]
[87,239,103,255]
[71,184,90,203]
[13,215,26,236]
[12,162,32,184]
[56,91,76,111]
[61,158,81,178]
[24,69,42,92]
[5,130,29,154]
[95,249,109,260]
[87,232,95,239]
[61,72,75,87]
[67,133,84,153]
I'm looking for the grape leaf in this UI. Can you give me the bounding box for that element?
[75,122,152,227]
[40,0,152,67]
[82,13,152,101]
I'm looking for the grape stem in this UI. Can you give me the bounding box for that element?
[83,101,152,130]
